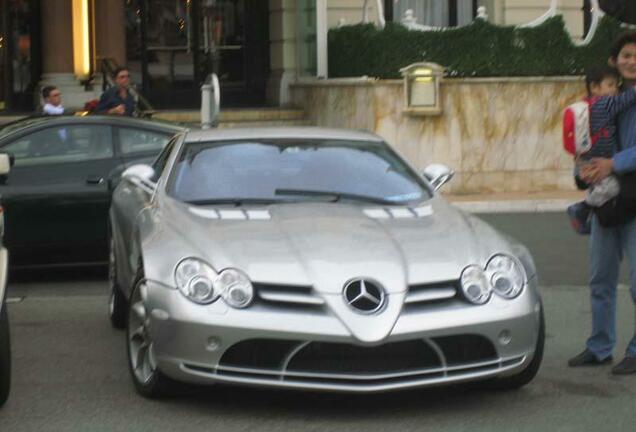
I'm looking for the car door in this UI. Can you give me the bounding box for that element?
[0,123,119,267]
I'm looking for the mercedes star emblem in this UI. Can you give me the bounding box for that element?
[343,279,386,314]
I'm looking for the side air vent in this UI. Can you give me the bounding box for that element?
[254,283,324,309]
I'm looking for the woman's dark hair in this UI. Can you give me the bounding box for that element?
[585,65,620,94]
[610,31,636,60]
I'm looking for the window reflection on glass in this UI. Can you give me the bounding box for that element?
[10,0,32,93]
[2,125,114,167]
[200,0,245,83]
[169,139,430,204]
[119,128,171,155]
[297,0,317,77]
[124,0,247,89]
[393,0,475,27]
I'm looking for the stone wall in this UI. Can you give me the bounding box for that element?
[291,77,585,194]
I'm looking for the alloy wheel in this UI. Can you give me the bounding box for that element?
[127,283,156,384]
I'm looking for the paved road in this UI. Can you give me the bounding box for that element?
[1,213,635,431]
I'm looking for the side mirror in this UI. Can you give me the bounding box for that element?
[0,153,12,176]
[122,164,156,192]
[122,164,154,182]
[423,163,454,191]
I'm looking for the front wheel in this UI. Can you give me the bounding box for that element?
[0,300,11,407]
[108,234,127,330]
[126,265,175,398]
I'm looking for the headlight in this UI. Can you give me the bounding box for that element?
[460,265,491,305]
[214,268,253,309]
[486,254,526,299]
[174,258,254,308]
[175,258,219,304]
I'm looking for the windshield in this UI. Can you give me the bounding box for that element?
[168,139,432,205]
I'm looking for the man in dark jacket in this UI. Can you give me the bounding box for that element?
[97,67,136,116]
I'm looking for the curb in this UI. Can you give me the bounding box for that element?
[450,199,574,214]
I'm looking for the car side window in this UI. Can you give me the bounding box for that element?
[151,137,178,181]
[1,125,113,167]
[119,128,171,156]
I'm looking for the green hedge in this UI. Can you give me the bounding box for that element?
[328,15,623,78]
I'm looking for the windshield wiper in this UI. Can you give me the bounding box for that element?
[185,198,284,206]
[274,188,398,205]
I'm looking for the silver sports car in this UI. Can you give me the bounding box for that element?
[109,127,544,398]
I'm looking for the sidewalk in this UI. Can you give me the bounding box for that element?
[443,190,585,213]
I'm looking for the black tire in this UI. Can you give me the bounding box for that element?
[487,307,545,391]
[126,264,176,398]
[0,300,11,407]
[109,233,127,330]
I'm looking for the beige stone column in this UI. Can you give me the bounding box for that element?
[94,0,126,68]
[39,0,88,109]
[267,0,297,106]
[41,0,74,75]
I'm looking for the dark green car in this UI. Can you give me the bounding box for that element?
[0,115,184,268]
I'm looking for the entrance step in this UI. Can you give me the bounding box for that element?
[152,108,311,128]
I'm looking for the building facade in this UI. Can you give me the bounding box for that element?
[0,0,622,112]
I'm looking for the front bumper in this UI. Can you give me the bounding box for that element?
[143,278,542,393]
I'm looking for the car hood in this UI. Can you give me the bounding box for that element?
[147,196,516,343]
[158,196,514,290]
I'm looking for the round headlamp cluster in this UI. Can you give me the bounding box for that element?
[175,258,253,308]
[460,254,526,305]
[460,265,491,305]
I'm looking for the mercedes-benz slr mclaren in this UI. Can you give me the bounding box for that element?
[108,128,544,398]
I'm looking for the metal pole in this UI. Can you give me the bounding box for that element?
[316,0,328,78]
[191,0,202,85]
[201,73,220,129]
[201,79,212,129]
[139,0,150,92]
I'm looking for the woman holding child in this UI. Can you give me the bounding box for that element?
[568,32,636,374]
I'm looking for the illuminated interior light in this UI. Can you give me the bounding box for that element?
[72,0,90,78]
[413,68,433,76]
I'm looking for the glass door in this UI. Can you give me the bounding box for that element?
[125,0,269,109]
[199,0,269,106]
[297,0,317,78]
[2,0,41,112]
[125,0,199,108]
[0,0,6,111]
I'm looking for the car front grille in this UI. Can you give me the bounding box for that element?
[182,334,523,390]
[253,281,460,312]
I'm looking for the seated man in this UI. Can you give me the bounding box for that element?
[42,86,64,115]
[97,67,136,116]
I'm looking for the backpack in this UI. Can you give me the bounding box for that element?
[562,98,609,156]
